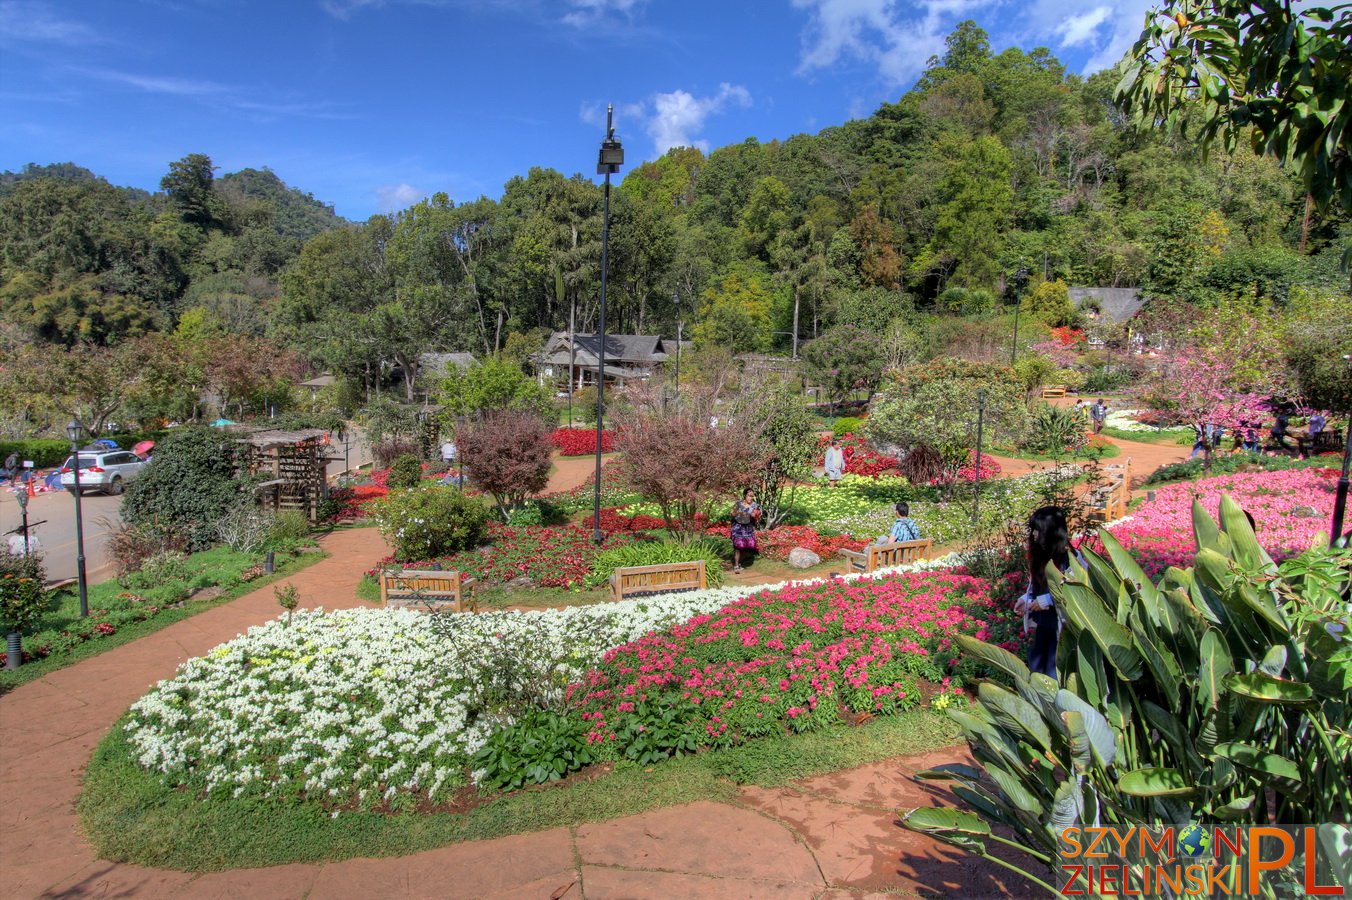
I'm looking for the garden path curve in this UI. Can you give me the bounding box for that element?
[0,527,1033,899]
[986,432,1191,489]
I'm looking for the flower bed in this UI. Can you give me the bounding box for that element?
[706,524,867,561]
[368,523,633,589]
[818,433,901,478]
[568,572,1019,752]
[1106,468,1338,577]
[123,596,747,808]
[583,507,668,534]
[550,427,616,456]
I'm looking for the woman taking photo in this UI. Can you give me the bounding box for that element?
[730,488,761,573]
[1015,506,1078,679]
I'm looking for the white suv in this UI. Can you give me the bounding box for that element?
[59,450,147,495]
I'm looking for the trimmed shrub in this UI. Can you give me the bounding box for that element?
[386,453,424,490]
[121,427,247,551]
[832,416,865,438]
[372,484,491,562]
[586,537,727,589]
[1,550,49,634]
[0,439,71,469]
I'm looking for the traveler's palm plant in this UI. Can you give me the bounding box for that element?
[902,496,1351,896]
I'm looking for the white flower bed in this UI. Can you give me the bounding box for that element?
[1103,409,1188,434]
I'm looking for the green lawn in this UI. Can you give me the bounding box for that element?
[1100,426,1192,446]
[1,547,327,694]
[992,442,1121,463]
[79,706,959,871]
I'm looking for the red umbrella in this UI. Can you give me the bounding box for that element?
[133,440,155,458]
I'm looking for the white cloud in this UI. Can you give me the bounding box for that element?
[561,0,645,27]
[75,67,229,97]
[791,0,992,88]
[1056,5,1111,48]
[0,0,106,45]
[375,183,424,212]
[642,83,752,154]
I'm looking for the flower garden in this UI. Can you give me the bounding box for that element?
[109,461,1344,822]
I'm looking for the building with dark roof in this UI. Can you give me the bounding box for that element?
[536,332,672,388]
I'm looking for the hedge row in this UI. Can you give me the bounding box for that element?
[0,430,169,468]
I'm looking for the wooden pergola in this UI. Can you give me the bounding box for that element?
[236,428,332,523]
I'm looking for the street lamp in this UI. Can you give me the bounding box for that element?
[14,490,30,556]
[1330,354,1352,548]
[65,419,89,618]
[973,389,987,525]
[594,103,623,545]
[1010,266,1029,367]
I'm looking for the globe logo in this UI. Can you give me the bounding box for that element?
[1178,824,1212,857]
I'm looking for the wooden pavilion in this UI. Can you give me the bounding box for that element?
[236,428,333,524]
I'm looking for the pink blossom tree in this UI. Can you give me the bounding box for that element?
[1146,347,1270,468]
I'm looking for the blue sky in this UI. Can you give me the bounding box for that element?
[0,0,1153,220]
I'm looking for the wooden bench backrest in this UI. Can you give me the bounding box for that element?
[380,569,472,612]
[609,560,707,602]
[1041,386,1067,398]
[868,539,932,571]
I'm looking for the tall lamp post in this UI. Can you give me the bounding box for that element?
[1010,266,1029,367]
[593,104,623,545]
[1330,354,1352,548]
[66,420,89,618]
[973,389,987,525]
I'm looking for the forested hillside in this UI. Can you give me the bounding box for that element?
[0,20,1347,430]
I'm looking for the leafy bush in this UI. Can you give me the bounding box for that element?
[903,502,1352,891]
[386,453,424,490]
[266,510,311,552]
[120,551,196,592]
[832,416,865,437]
[1021,403,1089,454]
[214,504,276,553]
[0,439,70,468]
[1081,365,1133,393]
[371,484,491,562]
[1,550,49,634]
[105,520,189,576]
[458,412,553,521]
[121,427,247,551]
[371,438,421,470]
[504,499,567,527]
[586,537,727,588]
[1143,452,1331,485]
[471,709,596,790]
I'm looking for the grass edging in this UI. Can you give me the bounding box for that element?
[79,707,960,872]
[0,549,329,694]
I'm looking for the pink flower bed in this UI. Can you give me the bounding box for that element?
[1105,468,1338,577]
[568,572,1021,749]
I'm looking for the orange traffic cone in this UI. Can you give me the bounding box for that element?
[27,478,36,497]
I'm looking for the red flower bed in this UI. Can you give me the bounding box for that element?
[1050,326,1085,348]
[367,523,633,588]
[818,433,900,478]
[708,524,867,561]
[956,451,1001,482]
[551,428,616,456]
[584,507,668,534]
[568,572,1020,749]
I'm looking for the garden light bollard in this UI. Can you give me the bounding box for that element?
[5,631,19,669]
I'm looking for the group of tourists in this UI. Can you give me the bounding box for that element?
[1189,409,1332,459]
[1071,398,1110,433]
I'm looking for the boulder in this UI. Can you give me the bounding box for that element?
[1291,505,1320,519]
[505,574,536,588]
[787,547,822,569]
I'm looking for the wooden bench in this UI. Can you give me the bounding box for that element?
[379,569,476,613]
[1086,459,1132,523]
[609,560,707,602]
[1041,385,1067,399]
[838,539,933,574]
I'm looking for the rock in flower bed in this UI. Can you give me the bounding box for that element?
[124,596,748,809]
[568,571,1020,751]
[1106,467,1338,577]
[368,523,634,589]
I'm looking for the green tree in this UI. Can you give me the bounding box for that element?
[438,356,549,419]
[692,266,775,352]
[931,137,1013,289]
[160,153,220,229]
[1020,278,1073,326]
[121,426,246,550]
[799,324,886,410]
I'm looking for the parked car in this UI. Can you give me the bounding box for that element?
[59,449,147,495]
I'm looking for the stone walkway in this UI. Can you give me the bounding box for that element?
[0,525,1037,899]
